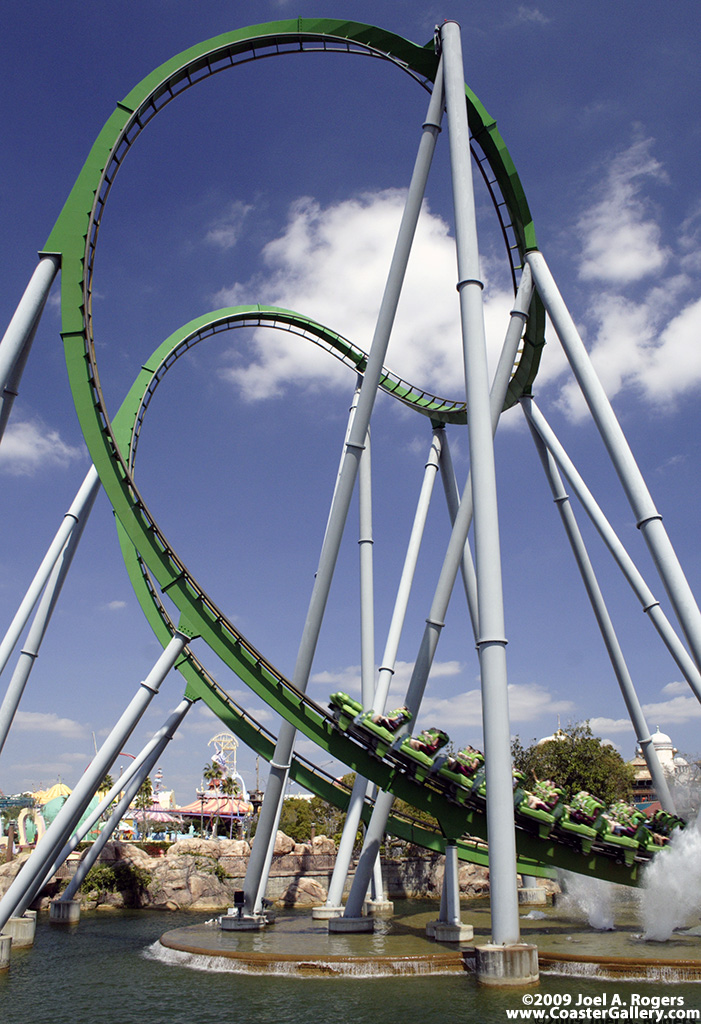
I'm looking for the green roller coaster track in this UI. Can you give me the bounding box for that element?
[41,19,653,887]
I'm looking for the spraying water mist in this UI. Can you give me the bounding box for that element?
[557,871,618,930]
[641,816,701,941]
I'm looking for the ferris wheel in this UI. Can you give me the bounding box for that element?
[208,733,248,800]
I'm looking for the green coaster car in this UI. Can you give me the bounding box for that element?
[437,747,485,804]
[593,803,647,865]
[329,691,364,731]
[354,706,413,759]
[554,792,604,854]
[513,777,565,839]
[396,728,449,782]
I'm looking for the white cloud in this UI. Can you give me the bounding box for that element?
[419,681,575,730]
[546,138,701,419]
[213,190,513,403]
[516,6,550,25]
[588,716,635,735]
[0,420,83,475]
[205,200,252,250]
[642,694,701,724]
[310,659,463,701]
[104,600,127,611]
[577,138,669,285]
[13,711,86,739]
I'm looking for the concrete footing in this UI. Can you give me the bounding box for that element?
[365,899,394,918]
[426,919,474,943]
[220,913,269,931]
[518,887,549,906]
[311,905,344,920]
[0,934,11,971]
[49,900,81,924]
[6,912,37,948]
[328,915,375,933]
[475,943,539,986]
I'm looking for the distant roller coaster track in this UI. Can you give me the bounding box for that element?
[41,19,655,885]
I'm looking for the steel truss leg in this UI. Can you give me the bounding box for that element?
[522,398,675,811]
[0,467,101,680]
[242,64,446,918]
[0,255,60,444]
[523,399,701,700]
[59,698,193,902]
[323,428,444,910]
[343,264,533,922]
[0,632,188,930]
[0,467,101,756]
[527,250,701,674]
[31,697,194,905]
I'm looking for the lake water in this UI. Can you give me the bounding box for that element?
[3,904,701,1024]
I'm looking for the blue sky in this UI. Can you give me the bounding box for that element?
[1,1,701,806]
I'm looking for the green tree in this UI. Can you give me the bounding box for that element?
[511,721,635,804]
[134,775,154,838]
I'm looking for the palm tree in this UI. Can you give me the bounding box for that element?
[220,775,239,839]
[134,775,153,839]
[202,762,224,836]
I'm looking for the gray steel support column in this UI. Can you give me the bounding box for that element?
[242,66,445,917]
[0,468,101,757]
[323,429,444,909]
[374,427,445,715]
[344,266,534,920]
[344,789,395,918]
[0,255,60,439]
[524,399,701,700]
[0,632,187,929]
[441,20,519,945]
[523,398,675,812]
[60,698,192,902]
[527,250,701,672]
[358,429,375,710]
[0,466,100,682]
[438,431,479,638]
[33,697,193,901]
[444,843,461,926]
[357,430,385,902]
[0,315,40,444]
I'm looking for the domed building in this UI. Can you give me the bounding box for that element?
[629,727,682,806]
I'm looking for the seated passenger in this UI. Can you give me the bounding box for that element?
[405,727,449,756]
[568,790,603,826]
[370,706,412,732]
[603,800,642,837]
[524,778,560,812]
[445,745,483,778]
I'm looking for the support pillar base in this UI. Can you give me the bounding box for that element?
[328,916,375,933]
[219,913,269,931]
[0,934,11,971]
[365,899,394,917]
[475,943,539,986]
[6,912,37,947]
[518,887,549,906]
[426,919,474,943]
[311,905,344,920]
[49,900,81,925]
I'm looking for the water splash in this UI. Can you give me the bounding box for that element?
[557,871,618,930]
[641,816,701,941]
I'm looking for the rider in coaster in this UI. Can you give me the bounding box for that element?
[370,706,412,732]
[524,778,561,812]
[405,727,449,755]
[445,744,483,777]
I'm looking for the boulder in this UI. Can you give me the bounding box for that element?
[278,877,327,907]
[311,835,336,856]
[272,831,295,855]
